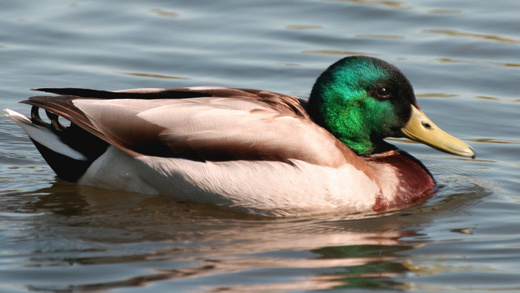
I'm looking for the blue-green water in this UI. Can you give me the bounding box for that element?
[1,0,519,291]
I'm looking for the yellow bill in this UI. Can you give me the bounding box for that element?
[401,105,475,158]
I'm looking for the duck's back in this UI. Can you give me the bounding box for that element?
[20,87,356,166]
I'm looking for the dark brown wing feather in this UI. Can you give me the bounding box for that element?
[22,95,105,140]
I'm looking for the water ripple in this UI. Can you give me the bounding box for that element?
[302,50,381,56]
[423,29,519,43]
[149,8,179,18]
[118,72,191,80]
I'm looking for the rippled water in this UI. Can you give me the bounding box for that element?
[1,0,519,291]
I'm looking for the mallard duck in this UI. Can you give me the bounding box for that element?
[6,56,474,216]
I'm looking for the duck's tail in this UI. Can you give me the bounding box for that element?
[5,108,108,182]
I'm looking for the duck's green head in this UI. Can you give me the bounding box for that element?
[308,56,475,158]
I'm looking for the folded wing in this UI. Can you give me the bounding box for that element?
[23,87,352,167]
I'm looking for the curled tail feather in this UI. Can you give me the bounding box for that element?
[5,108,108,182]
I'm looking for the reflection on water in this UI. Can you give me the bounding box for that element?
[426,9,462,15]
[0,177,493,291]
[285,25,323,30]
[470,138,520,145]
[149,8,179,18]
[301,50,380,56]
[416,93,459,98]
[336,0,412,10]
[423,29,519,43]
[433,57,520,69]
[355,34,405,39]
[119,72,191,80]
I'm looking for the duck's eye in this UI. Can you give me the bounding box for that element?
[375,87,391,99]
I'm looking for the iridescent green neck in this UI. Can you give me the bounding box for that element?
[307,57,399,156]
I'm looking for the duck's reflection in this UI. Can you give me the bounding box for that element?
[5,179,477,291]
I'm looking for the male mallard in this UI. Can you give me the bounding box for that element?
[6,56,475,216]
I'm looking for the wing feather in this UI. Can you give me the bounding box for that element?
[22,87,353,167]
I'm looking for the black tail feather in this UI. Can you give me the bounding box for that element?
[32,88,208,99]
[28,106,109,182]
[31,139,95,182]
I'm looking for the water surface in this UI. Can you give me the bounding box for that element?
[1,0,519,291]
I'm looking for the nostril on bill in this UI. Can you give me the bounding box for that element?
[422,122,433,130]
